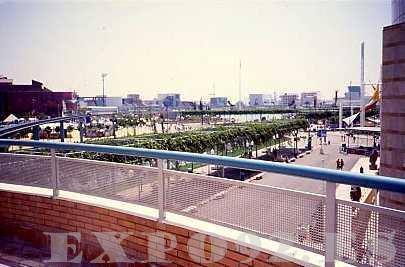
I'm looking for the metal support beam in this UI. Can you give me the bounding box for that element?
[60,121,64,142]
[325,181,336,267]
[33,125,40,140]
[157,158,165,222]
[51,149,59,197]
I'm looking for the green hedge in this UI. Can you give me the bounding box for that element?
[88,119,309,154]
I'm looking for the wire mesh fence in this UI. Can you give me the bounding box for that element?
[57,157,160,208]
[1,152,405,266]
[336,199,405,267]
[0,153,52,188]
[164,170,326,254]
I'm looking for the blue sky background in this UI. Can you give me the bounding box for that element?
[0,1,391,101]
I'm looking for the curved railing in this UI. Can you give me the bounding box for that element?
[0,116,83,137]
[0,139,405,267]
[1,139,404,193]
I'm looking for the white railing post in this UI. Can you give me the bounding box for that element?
[50,149,59,197]
[325,181,336,267]
[157,158,165,222]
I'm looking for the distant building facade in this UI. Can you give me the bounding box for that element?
[123,94,142,107]
[94,96,123,107]
[142,99,161,110]
[210,97,228,108]
[392,0,405,24]
[249,94,274,107]
[0,76,77,119]
[157,93,181,108]
[180,101,196,110]
[279,93,299,107]
[300,92,320,107]
[344,86,361,101]
[336,85,369,107]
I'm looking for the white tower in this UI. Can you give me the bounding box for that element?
[360,42,365,127]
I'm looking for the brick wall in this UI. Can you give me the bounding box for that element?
[0,191,300,267]
[380,22,405,209]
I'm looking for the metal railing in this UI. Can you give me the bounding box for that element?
[0,115,83,137]
[0,139,405,266]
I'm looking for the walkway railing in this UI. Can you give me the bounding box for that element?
[0,116,84,141]
[0,139,404,267]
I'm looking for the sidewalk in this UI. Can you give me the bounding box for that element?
[336,157,379,202]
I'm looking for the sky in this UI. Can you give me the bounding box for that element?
[0,0,391,101]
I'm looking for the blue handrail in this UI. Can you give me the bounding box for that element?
[1,139,404,194]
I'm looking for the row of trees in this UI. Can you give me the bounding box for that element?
[76,119,308,164]
[129,119,308,153]
[181,108,337,117]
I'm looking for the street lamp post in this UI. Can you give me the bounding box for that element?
[293,130,299,157]
[101,73,108,106]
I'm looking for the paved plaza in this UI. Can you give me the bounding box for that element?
[253,132,369,194]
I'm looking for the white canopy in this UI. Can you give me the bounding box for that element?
[3,114,19,123]
[342,112,359,126]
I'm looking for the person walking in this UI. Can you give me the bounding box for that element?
[336,158,340,170]
[340,159,345,170]
[350,186,362,202]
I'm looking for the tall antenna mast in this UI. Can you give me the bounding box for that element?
[101,73,108,106]
[239,59,242,109]
[209,82,216,98]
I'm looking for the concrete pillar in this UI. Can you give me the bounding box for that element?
[33,125,40,140]
[60,121,64,142]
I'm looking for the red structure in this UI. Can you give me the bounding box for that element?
[0,76,77,119]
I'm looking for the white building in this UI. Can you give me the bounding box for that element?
[249,94,274,107]
[300,92,320,107]
[95,96,123,107]
[105,97,123,107]
[336,85,370,108]
[279,93,299,107]
[142,99,161,109]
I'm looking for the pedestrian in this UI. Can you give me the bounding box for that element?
[336,158,340,170]
[360,166,364,173]
[350,186,362,202]
[340,159,344,170]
